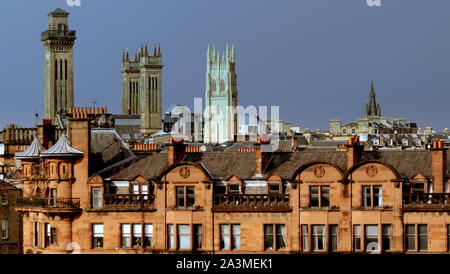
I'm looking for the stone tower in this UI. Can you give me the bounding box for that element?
[122,44,163,137]
[364,81,381,119]
[204,44,238,144]
[42,8,76,122]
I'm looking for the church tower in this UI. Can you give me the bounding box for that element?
[204,44,238,144]
[122,44,163,137]
[364,81,381,119]
[42,8,76,122]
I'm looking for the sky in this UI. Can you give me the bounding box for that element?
[0,0,450,131]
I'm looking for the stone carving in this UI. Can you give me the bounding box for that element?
[313,166,325,178]
[366,165,378,177]
[179,166,190,179]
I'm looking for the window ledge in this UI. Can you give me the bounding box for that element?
[166,206,204,211]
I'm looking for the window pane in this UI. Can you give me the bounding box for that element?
[178,225,191,249]
[176,187,185,206]
[302,225,309,251]
[365,225,379,252]
[418,225,428,251]
[354,225,361,251]
[329,225,338,252]
[312,225,325,251]
[144,224,153,248]
[310,187,319,207]
[382,224,391,251]
[321,187,330,207]
[194,224,202,250]
[92,187,102,208]
[276,225,286,250]
[187,187,195,206]
[373,186,382,207]
[232,225,241,250]
[93,224,104,248]
[122,224,131,248]
[264,225,274,250]
[221,224,230,250]
[132,224,142,247]
[168,225,175,249]
[363,186,371,207]
[406,225,416,251]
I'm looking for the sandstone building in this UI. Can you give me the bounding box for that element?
[13,116,450,254]
[0,180,22,254]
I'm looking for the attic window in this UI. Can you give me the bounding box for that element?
[227,184,241,194]
[268,182,282,194]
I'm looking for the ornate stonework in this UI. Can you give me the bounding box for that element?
[313,166,325,178]
[179,166,190,179]
[366,165,378,177]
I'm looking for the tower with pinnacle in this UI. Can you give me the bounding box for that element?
[364,81,381,119]
[121,44,163,137]
[42,8,76,122]
[204,44,238,144]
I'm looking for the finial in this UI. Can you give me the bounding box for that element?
[145,43,148,57]
[158,43,161,57]
[153,44,157,57]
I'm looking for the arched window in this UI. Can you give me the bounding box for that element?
[220,80,225,91]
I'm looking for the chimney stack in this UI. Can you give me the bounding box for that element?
[167,137,186,166]
[345,135,364,170]
[431,138,447,193]
[37,119,57,149]
[255,135,271,176]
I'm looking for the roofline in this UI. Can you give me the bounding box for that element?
[289,160,345,181]
[157,161,214,181]
[343,159,401,180]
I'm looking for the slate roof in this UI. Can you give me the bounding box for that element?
[361,150,432,178]
[41,135,83,157]
[14,139,45,160]
[90,129,136,175]
[265,151,347,179]
[105,149,442,182]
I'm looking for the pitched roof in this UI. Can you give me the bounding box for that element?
[90,129,136,175]
[362,150,432,178]
[40,135,83,157]
[109,153,168,181]
[265,151,347,179]
[49,8,69,16]
[14,139,44,160]
[183,152,256,180]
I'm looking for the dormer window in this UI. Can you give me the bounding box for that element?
[228,184,240,194]
[268,182,282,194]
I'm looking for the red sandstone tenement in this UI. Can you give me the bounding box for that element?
[12,115,450,254]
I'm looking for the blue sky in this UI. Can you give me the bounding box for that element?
[1,0,450,130]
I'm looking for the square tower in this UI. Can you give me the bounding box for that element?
[42,8,76,122]
[121,45,163,138]
[204,44,238,144]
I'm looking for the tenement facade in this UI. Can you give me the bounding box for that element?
[14,115,450,254]
[0,180,22,254]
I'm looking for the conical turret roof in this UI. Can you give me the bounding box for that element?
[40,135,83,158]
[14,139,45,160]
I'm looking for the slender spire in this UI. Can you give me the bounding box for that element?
[157,43,161,57]
[364,80,381,118]
[226,43,229,60]
[153,44,157,56]
[231,44,235,62]
[207,44,211,62]
[145,43,148,57]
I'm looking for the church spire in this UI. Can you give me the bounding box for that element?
[365,80,381,118]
